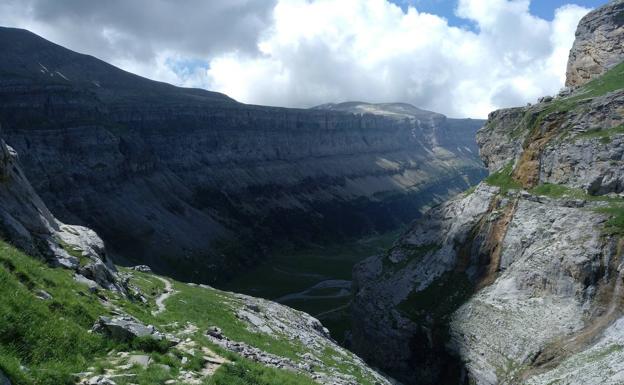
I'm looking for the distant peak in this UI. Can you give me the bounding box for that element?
[312,101,444,119]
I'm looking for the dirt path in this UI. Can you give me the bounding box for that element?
[314,301,351,320]
[152,276,175,316]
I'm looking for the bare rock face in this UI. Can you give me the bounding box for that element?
[353,85,624,383]
[478,86,624,193]
[353,3,624,382]
[0,125,124,292]
[566,0,624,87]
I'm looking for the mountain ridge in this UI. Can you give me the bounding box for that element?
[0,26,486,282]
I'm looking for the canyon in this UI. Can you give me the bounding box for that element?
[352,1,624,384]
[0,26,485,282]
[2,1,624,384]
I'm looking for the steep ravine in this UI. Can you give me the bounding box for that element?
[0,27,485,282]
[352,2,624,384]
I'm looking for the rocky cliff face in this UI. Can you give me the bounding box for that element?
[566,0,624,87]
[0,125,123,291]
[0,130,394,385]
[0,27,485,281]
[352,3,624,384]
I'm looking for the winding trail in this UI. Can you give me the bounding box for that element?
[314,301,352,320]
[152,276,175,316]
[275,279,352,302]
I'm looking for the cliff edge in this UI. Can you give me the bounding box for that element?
[352,2,624,384]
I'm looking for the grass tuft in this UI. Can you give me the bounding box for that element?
[485,162,522,193]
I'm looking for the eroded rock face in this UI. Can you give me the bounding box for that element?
[353,169,622,384]
[0,126,123,291]
[353,3,624,382]
[479,87,624,193]
[0,27,486,281]
[352,184,509,384]
[566,0,624,87]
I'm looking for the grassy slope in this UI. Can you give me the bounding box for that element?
[0,243,111,385]
[0,241,356,385]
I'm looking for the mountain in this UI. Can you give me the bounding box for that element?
[0,108,391,385]
[351,2,624,384]
[0,125,122,290]
[0,27,485,282]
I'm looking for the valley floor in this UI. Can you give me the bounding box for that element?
[221,230,403,344]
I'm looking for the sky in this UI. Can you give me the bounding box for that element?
[0,0,610,118]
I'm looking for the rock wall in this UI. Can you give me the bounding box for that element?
[0,27,485,282]
[352,2,624,383]
[0,125,123,291]
[353,87,624,385]
[566,0,624,87]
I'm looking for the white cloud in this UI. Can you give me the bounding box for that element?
[0,0,591,118]
[206,0,590,118]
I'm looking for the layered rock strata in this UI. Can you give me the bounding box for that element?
[0,27,485,280]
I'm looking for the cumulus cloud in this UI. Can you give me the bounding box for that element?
[207,0,590,117]
[0,0,276,79]
[0,0,591,118]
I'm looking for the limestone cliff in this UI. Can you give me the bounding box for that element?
[566,0,624,87]
[0,126,123,291]
[0,27,485,282]
[352,2,624,384]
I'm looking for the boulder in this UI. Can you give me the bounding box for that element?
[128,355,151,368]
[79,262,122,292]
[130,265,152,273]
[35,290,52,300]
[92,316,165,342]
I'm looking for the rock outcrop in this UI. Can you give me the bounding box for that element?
[92,315,167,342]
[0,27,485,281]
[352,2,624,384]
[0,124,123,291]
[566,0,624,87]
[202,290,394,385]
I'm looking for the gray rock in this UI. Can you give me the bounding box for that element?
[129,265,152,273]
[79,261,123,292]
[353,4,624,382]
[0,126,124,294]
[566,0,624,87]
[127,355,151,368]
[92,316,166,342]
[73,274,99,292]
[86,376,116,385]
[206,326,224,340]
[199,290,393,385]
[479,78,624,194]
[35,290,52,300]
